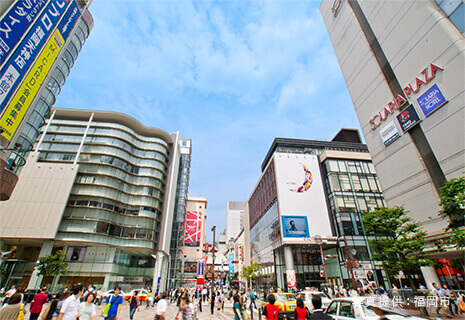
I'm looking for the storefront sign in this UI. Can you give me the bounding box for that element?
[369,64,443,130]
[417,84,447,117]
[396,104,421,132]
[124,277,143,282]
[379,121,400,146]
[0,0,49,66]
[56,0,80,42]
[0,0,72,123]
[0,28,64,140]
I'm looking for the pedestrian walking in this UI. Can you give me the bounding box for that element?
[210,290,216,315]
[29,287,48,320]
[101,286,123,320]
[155,292,168,320]
[127,291,139,320]
[432,283,451,317]
[0,293,27,320]
[58,284,85,320]
[249,290,257,309]
[78,292,96,320]
[95,288,103,306]
[180,297,193,320]
[233,294,244,320]
[443,284,458,315]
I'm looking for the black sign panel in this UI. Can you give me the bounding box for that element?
[396,104,421,132]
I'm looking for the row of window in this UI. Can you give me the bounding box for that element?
[76,174,164,193]
[42,134,168,162]
[46,122,170,151]
[67,198,160,217]
[326,172,380,193]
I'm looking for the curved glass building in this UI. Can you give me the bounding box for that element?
[0,108,191,292]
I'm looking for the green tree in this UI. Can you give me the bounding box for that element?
[363,206,430,290]
[241,263,263,290]
[35,250,69,278]
[439,176,465,249]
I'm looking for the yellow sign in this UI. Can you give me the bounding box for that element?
[0,29,64,141]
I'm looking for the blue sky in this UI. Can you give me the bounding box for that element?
[56,0,361,240]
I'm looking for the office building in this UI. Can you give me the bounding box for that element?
[0,108,190,292]
[226,201,246,242]
[248,130,387,290]
[320,0,464,284]
[1,0,94,200]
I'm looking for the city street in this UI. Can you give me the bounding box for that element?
[88,299,261,320]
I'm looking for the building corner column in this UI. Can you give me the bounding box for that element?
[27,240,54,289]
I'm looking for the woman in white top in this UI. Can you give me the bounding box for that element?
[77,292,96,320]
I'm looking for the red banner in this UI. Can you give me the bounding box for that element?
[184,211,202,246]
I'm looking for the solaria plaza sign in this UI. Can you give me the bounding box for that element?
[369,63,443,130]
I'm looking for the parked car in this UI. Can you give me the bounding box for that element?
[123,289,149,302]
[297,291,331,311]
[262,293,297,320]
[324,297,424,320]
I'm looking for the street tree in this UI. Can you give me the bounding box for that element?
[439,176,465,249]
[241,263,263,290]
[36,250,69,279]
[363,206,430,290]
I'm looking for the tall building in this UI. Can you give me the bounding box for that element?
[167,139,191,289]
[0,0,94,200]
[248,130,387,290]
[320,0,464,285]
[0,108,190,292]
[226,201,246,242]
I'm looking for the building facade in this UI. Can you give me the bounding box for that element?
[0,0,94,200]
[248,130,388,290]
[0,108,190,292]
[226,201,246,242]
[320,0,464,287]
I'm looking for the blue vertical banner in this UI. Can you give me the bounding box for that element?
[0,0,49,66]
[57,0,80,42]
[0,0,72,117]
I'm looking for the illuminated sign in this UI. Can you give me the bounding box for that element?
[369,64,443,130]
[0,29,64,140]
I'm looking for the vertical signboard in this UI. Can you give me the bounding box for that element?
[0,0,73,139]
[0,0,49,66]
[183,211,202,246]
[274,153,332,242]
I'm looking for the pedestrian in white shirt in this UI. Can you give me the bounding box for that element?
[155,292,168,320]
[58,284,84,320]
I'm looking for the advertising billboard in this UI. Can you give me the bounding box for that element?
[183,211,202,246]
[0,28,64,140]
[66,246,86,262]
[184,261,198,273]
[274,153,332,243]
[282,216,309,238]
[0,0,73,136]
[0,0,49,67]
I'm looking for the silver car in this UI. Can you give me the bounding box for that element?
[297,291,332,311]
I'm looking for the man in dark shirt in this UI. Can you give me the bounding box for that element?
[29,287,48,320]
[307,295,332,320]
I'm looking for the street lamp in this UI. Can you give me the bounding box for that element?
[314,235,329,285]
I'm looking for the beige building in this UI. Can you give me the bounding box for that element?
[320,0,464,286]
